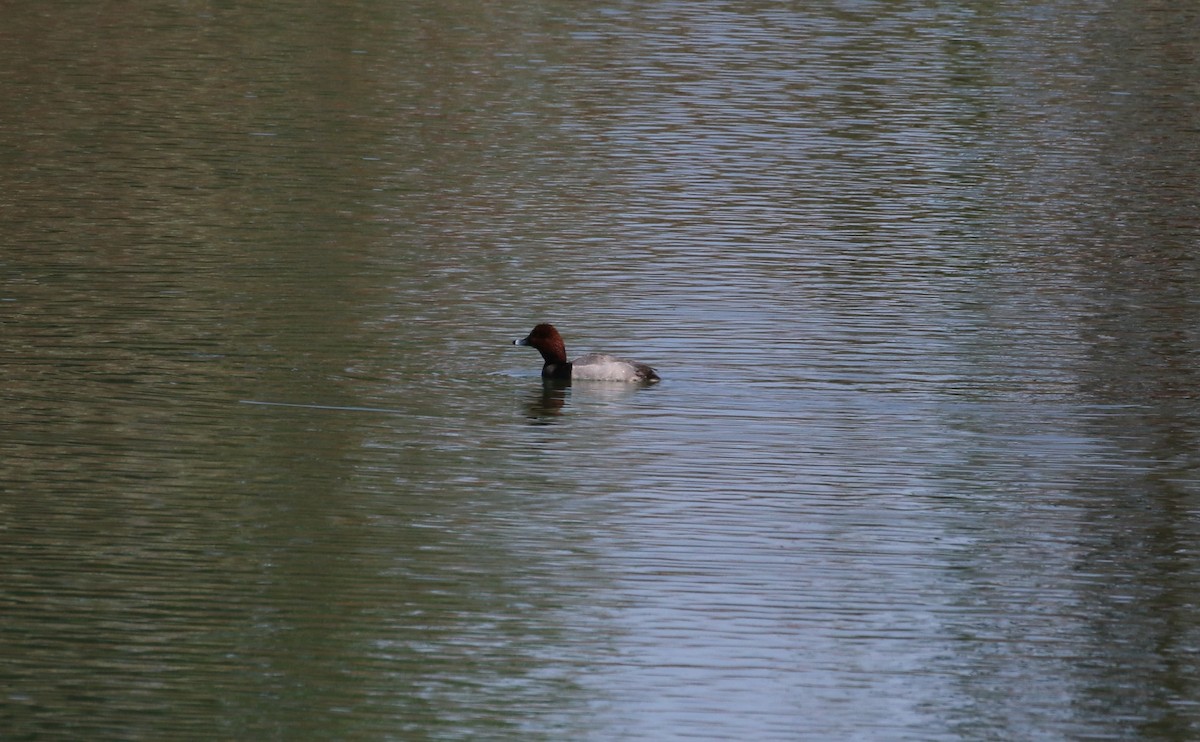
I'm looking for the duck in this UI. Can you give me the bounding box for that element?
[513,324,660,383]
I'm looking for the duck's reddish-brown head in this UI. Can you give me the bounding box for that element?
[514,323,568,364]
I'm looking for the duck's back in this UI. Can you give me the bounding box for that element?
[571,353,660,382]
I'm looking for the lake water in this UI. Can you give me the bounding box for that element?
[3,1,1199,739]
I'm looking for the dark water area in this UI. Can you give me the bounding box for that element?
[2,1,1199,739]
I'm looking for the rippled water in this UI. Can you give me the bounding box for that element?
[3,1,1199,740]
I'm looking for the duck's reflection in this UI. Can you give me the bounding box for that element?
[523,379,569,422]
[522,379,647,423]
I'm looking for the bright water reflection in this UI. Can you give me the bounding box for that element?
[3,1,1200,740]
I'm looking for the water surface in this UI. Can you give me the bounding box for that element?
[3,1,1199,740]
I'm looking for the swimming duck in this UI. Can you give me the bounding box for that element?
[514,324,660,383]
